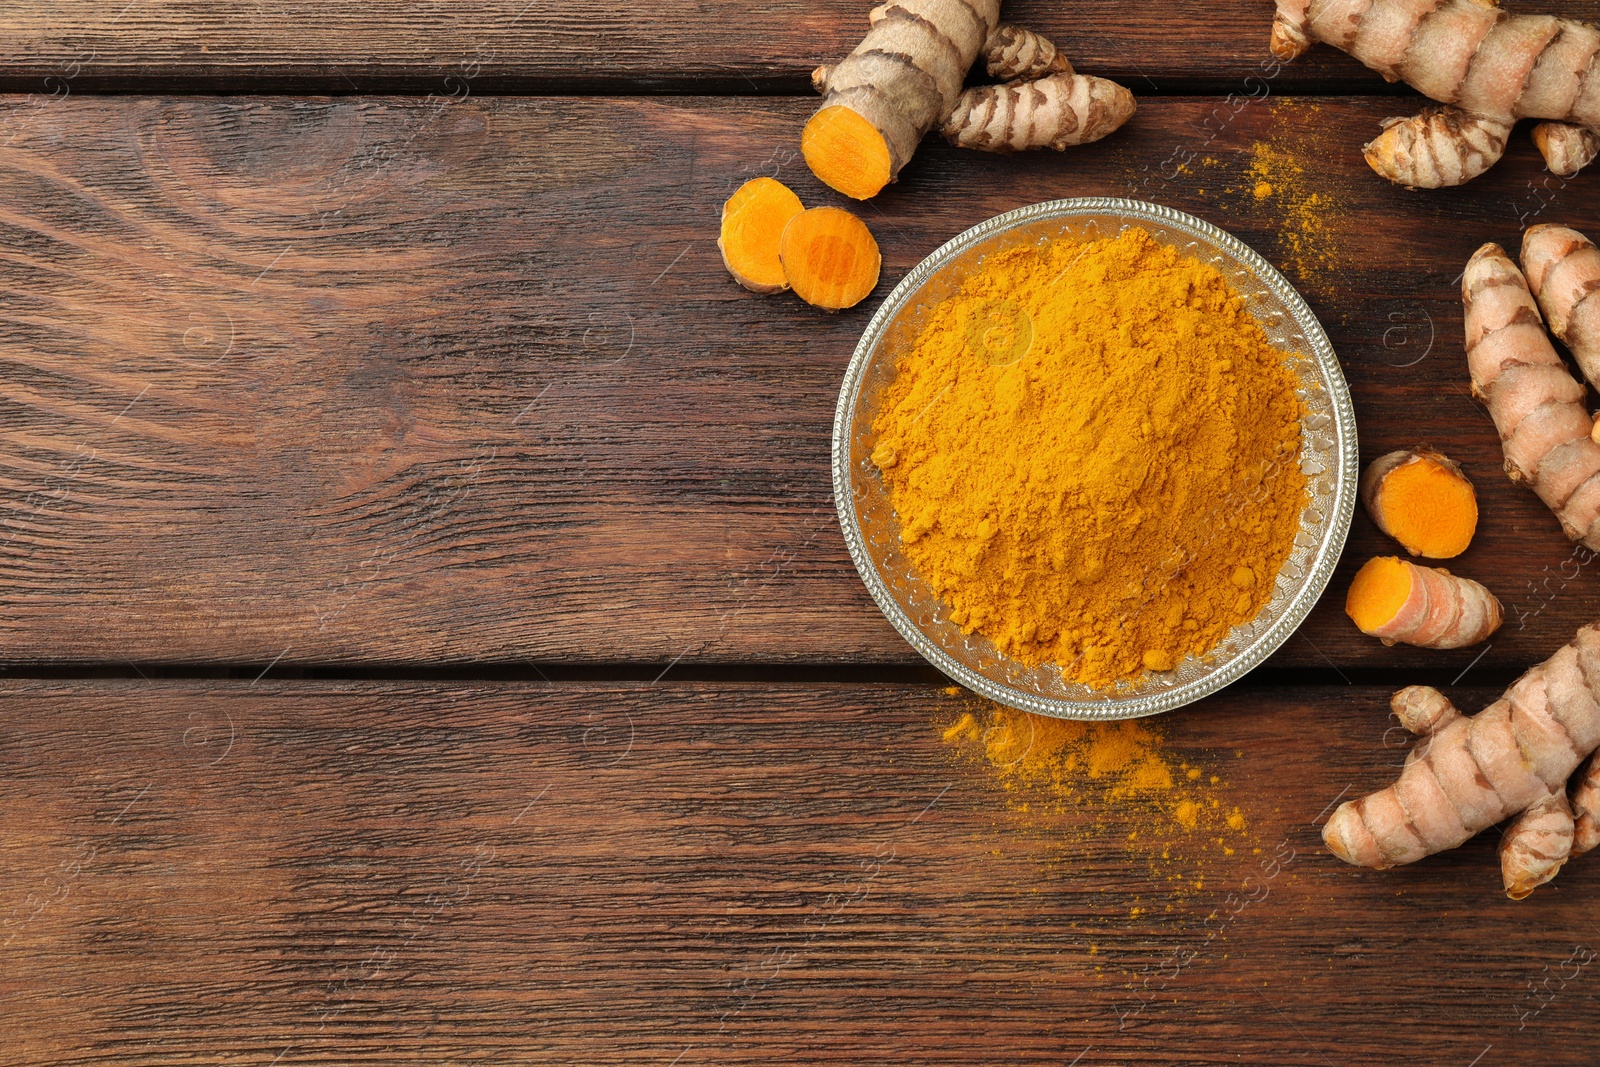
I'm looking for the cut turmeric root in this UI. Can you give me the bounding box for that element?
[802,107,895,202]
[779,206,881,311]
[718,177,805,294]
[805,3,1133,198]
[804,0,999,199]
[1345,556,1502,649]
[1358,447,1478,559]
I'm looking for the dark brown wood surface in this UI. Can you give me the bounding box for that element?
[2,1,1598,93]
[19,0,1600,93]
[3,680,1597,1065]
[2,93,1600,675]
[8,4,1600,1064]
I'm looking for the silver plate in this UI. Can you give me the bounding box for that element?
[831,198,1358,720]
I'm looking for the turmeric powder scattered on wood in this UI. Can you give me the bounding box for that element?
[872,227,1308,689]
[1247,135,1341,287]
[938,699,1253,903]
[1359,447,1478,559]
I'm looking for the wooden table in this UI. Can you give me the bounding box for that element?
[4,3,1600,1063]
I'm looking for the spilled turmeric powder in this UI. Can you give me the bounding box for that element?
[942,702,1246,842]
[1246,129,1342,287]
[872,226,1307,689]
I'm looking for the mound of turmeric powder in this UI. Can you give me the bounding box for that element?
[871,226,1307,689]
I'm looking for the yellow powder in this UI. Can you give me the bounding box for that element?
[872,226,1308,690]
[937,698,1257,925]
[979,708,1175,798]
[1247,128,1341,286]
[1172,799,1201,830]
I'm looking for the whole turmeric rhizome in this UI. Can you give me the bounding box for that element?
[871,227,1308,691]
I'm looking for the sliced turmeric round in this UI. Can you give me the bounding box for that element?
[718,177,805,293]
[1358,447,1478,559]
[802,105,894,201]
[779,206,881,312]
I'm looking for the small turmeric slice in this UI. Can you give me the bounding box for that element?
[779,206,881,311]
[1358,447,1478,559]
[718,177,805,294]
[1345,556,1502,649]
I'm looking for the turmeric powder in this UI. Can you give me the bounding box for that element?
[872,226,1307,689]
[940,701,1250,843]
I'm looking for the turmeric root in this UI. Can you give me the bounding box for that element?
[1522,224,1600,385]
[1500,789,1575,899]
[804,0,1000,199]
[805,4,1133,197]
[1359,447,1478,558]
[718,177,805,294]
[779,206,881,311]
[857,9,1073,82]
[979,23,1073,81]
[1345,556,1502,648]
[1464,242,1600,549]
[1533,121,1600,178]
[941,72,1136,154]
[1393,684,1462,737]
[1324,621,1600,896]
[1364,108,1513,189]
[1572,751,1600,853]
[1268,1,1600,186]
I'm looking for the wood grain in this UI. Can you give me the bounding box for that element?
[1,680,1595,1065]
[4,93,1600,674]
[4,1,1600,94]
[0,0,1463,94]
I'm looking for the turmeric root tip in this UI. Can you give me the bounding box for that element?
[718,177,805,294]
[1500,789,1575,900]
[1532,122,1600,179]
[1572,751,1600,856]
[779,206,881,312]
[1345,556,1502,649]
[802,105,894,201]
[1358,448,1478,559]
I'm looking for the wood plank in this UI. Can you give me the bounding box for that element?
[5,1,1600,94]
[4,93,1600,674]
[1,680,1595,1064]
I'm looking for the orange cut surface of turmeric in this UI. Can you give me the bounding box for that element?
[1345,556,1414,635]
[1360,448,1477,559]
[802,105,894,201]
[871,226,1308,689]
[780,205,881,311]
[718,177,805,293]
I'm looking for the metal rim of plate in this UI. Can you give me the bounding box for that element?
[831,197,1358,720]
